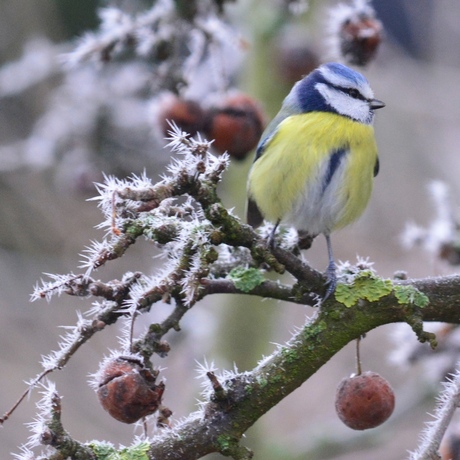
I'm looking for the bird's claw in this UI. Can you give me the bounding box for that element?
[323,263,337,302]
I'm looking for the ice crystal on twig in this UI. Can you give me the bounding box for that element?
[79,239,114,275]
[11,445,38,460]
[91,172,155,225]
[195,358,244,405]
[164,122,215,159]
[31,273,85,302]
[63,3,176,66]
[25,381,57,449]
[85,299,118,317]
[40,312,89,371]
[195,358,219,385]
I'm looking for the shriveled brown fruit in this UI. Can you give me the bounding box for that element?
[157,93,206,138]
[203,93,265,160]
[335,371,395,430]
[96,356,165,424]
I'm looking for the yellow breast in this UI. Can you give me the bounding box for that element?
[247,112,378,234]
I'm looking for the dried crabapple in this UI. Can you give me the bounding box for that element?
[203,93,265,160]
[96,356,165,424]
[156,93,206,138]
[335,371,395,430]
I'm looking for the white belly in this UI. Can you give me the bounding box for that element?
[283,156,348,235]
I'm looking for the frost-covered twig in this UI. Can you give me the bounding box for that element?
[409,365,460,460]
[29,386,96,459]
[1,274,144,425]
[0,310,110,426]
[63,2,243,92]
[63,4,176,66]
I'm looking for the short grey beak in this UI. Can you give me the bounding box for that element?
[370,98,385,110]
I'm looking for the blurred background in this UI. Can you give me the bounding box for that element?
[0,0,460,458]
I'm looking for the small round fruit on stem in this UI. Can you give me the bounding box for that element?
[335,371,395,430]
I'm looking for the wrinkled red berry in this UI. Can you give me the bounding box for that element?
[157,94,206,138]
[203,93,265,160]
[96,357,165,424]
[335,371,395,430]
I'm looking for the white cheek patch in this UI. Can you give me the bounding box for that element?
[315,83,373,124]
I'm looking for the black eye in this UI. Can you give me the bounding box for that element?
[347,88,361,99]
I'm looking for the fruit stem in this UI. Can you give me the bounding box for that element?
[129,310,138,354]
[355,337,362,375]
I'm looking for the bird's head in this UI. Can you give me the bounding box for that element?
[288,62,385,124]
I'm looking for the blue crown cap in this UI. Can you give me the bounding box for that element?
[324,62,368,86]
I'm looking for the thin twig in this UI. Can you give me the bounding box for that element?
[0,369,53,424]
[409,365,460,460]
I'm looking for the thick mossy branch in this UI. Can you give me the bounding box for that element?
[41,392,97,459]
[141,276,460,459]
[28,271,460,459]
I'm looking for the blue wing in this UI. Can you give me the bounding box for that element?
[374,156,380,177]
[322,148,348,195]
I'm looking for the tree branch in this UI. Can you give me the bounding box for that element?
[19,272,460,459]
[140,274,460,459]
[201,278,316,304]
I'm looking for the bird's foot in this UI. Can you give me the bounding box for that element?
[267,233,276,250]
[323,262,337,302]
[267,222,280,250]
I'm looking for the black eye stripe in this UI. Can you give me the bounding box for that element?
[332,84,367,101]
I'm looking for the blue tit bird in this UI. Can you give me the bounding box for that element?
[247,62,385,300]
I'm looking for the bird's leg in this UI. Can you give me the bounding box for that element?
[268,220,280,249]
[323,234,337,301]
